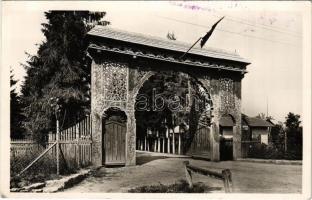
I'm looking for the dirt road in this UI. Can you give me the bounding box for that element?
[64,151,302,193]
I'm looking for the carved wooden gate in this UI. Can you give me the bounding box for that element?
[187,124,211,160]
[104,120,126,165]
[88,26,249,166]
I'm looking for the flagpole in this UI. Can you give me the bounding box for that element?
[179,37,202,59]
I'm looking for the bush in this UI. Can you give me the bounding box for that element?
[248,143,301,160]
[128,179,220,193]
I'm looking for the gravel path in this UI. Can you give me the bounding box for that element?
[64,151,302,193]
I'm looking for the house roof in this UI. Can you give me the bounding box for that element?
[242,115,274,127]
[219,116,235,127]
[88,26,250,64]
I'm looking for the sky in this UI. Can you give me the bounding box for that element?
[2,1,308,122]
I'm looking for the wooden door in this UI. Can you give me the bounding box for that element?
[104,120,126,165]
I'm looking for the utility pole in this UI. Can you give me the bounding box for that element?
[266,96,269,118]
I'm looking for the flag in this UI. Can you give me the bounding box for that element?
[200,16,225,48]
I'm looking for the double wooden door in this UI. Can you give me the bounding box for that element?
[104,120,126,165]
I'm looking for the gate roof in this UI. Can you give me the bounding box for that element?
[88,26,250,72]
[89,26,250,63]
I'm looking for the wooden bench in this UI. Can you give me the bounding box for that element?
[183,161,233,193]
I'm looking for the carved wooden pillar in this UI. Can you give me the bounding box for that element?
[210,122,220,161]
[126,110,136,166]
[233,97,242,160]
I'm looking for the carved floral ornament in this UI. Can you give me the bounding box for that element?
[101,61,128,102]
[220,78,235,112]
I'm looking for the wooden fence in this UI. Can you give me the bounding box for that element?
[10,139,45,158]
[11,115,92,175]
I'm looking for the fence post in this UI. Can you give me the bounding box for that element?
[56,118,60,175]
[183,161,193,189]
[222,169,233,193]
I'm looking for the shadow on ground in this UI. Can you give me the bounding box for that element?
[128,179,222,193]
[136,155,167,165]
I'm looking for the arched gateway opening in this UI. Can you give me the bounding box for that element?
[134,71,214,159]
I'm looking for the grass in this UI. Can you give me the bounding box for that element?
[128,179,222,193]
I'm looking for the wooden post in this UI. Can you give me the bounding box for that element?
[183,161,193,189]
[158,137,161,153]
[76,123,80,168]
[167,136,170,154]
[172,131,175,154]
[154,139,157,152]
[162,138,165,153]
[178,133,181,155]
[140,139,143,150]
[147,138,150,151]
[56,119,60,175]
[222,169,233,193]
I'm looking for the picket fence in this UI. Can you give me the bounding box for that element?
[10,116,92,172]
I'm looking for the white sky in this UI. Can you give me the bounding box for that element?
[2,1,307,122]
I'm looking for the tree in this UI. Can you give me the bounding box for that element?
[284,112,302,159]
[135,72,211,141]
[285,112,301,130]
[10,69,25,139]
[21,11,109,143]
[167,32,177,41]
[270,123,285,152]
[256,112,274,121]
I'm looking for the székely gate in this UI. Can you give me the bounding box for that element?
[87,26,250,166]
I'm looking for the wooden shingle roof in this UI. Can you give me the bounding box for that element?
[242,114,274,127]
[88,26,250,64]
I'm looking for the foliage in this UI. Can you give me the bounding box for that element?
[284,112,302,159]
[248,141,302,160]
[248,112,302,160]
[166,31,177,41]
[248,143,284,159]
[21,11,109,143]
[285,112,301,130]
[10,69,25,139]
[128,179,218,193]
[270,123,285,152]
[255,112,274,121]
[135,72,209,139]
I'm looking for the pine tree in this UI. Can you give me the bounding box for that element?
[21,11,109,143]
[10,69,25,139]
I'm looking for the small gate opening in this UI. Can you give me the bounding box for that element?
[102,108,127,166]
[219,115,235,160]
